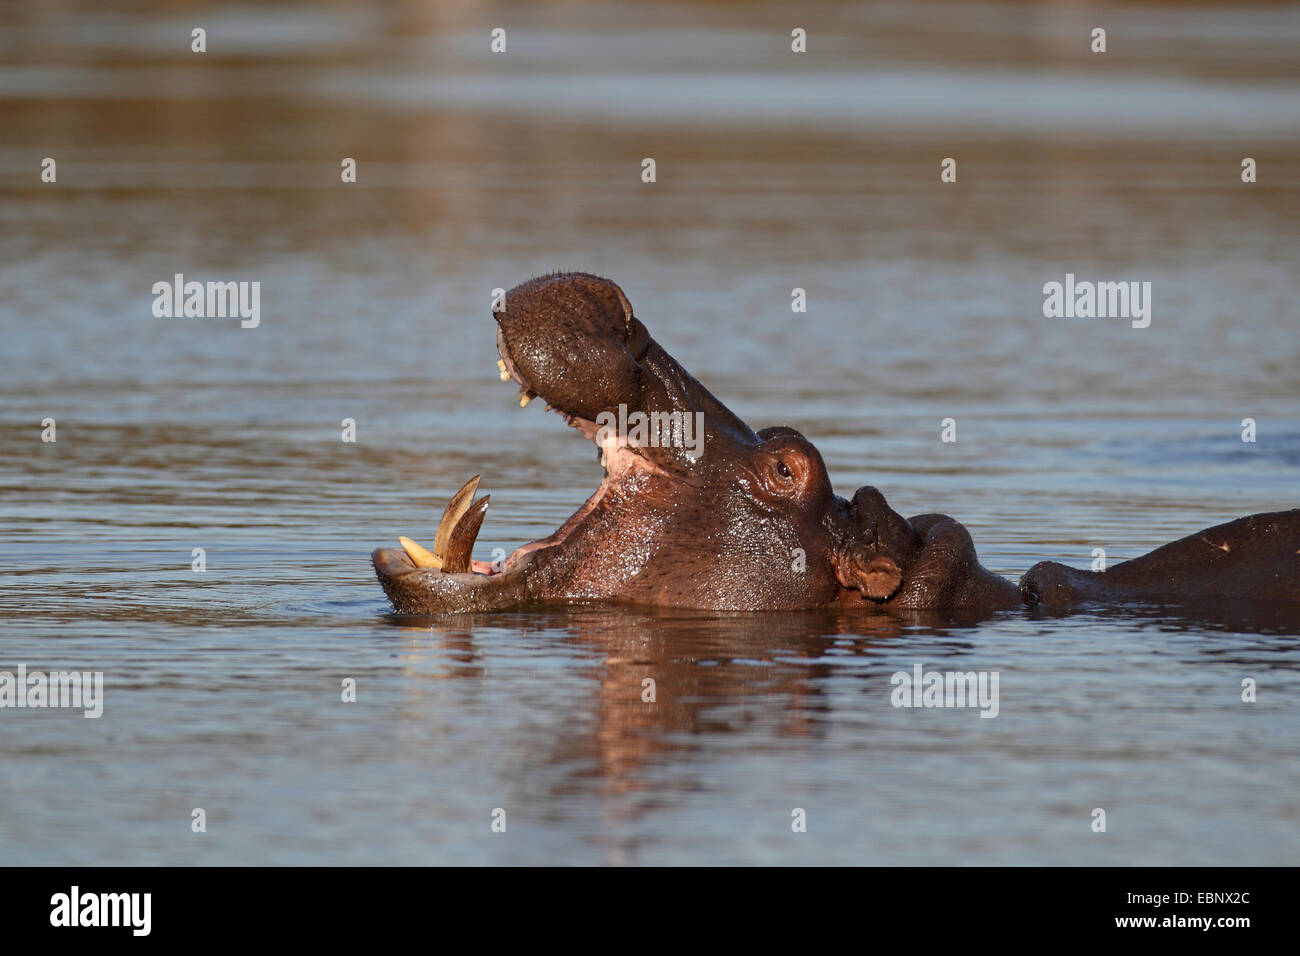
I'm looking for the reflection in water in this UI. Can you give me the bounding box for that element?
[389,605,985,841]
[386,595,1300,829]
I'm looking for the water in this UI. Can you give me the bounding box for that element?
[1,0,1297,865]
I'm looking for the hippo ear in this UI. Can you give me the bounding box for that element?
[834,550,904,601]
[756,425,805,441]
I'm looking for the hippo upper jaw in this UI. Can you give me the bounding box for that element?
[494,272,759,469]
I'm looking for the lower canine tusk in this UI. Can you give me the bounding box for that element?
[398,536,441,569]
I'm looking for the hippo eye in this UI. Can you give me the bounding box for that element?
[777,461,793,480]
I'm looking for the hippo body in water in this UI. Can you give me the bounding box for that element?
[372,273,1298,614]
[843,485,1299,611]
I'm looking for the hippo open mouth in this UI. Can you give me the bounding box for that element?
[374,378,669,584]
[373,272,1298,614]
[372,271,804,613]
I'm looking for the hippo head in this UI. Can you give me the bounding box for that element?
[372,273,1011,613]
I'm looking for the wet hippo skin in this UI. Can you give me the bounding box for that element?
[372,272,1298,614]
[834,485,1298,611]
[1019,511,1300,608]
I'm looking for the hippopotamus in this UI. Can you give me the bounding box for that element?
[372,272,1298,614]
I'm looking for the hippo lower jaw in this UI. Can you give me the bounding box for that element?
[372,400,671,614]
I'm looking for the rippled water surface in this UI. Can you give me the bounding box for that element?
[1,1,1298,865]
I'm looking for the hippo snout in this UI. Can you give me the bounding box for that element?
[495,273,651,422]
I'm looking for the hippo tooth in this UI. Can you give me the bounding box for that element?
[497,359,510,382]
[518,389,535,408]
[433,475,481,565]
[440,496,489,573]
[398,536,441,569]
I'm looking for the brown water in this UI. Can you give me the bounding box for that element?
[1,0,1298,864]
